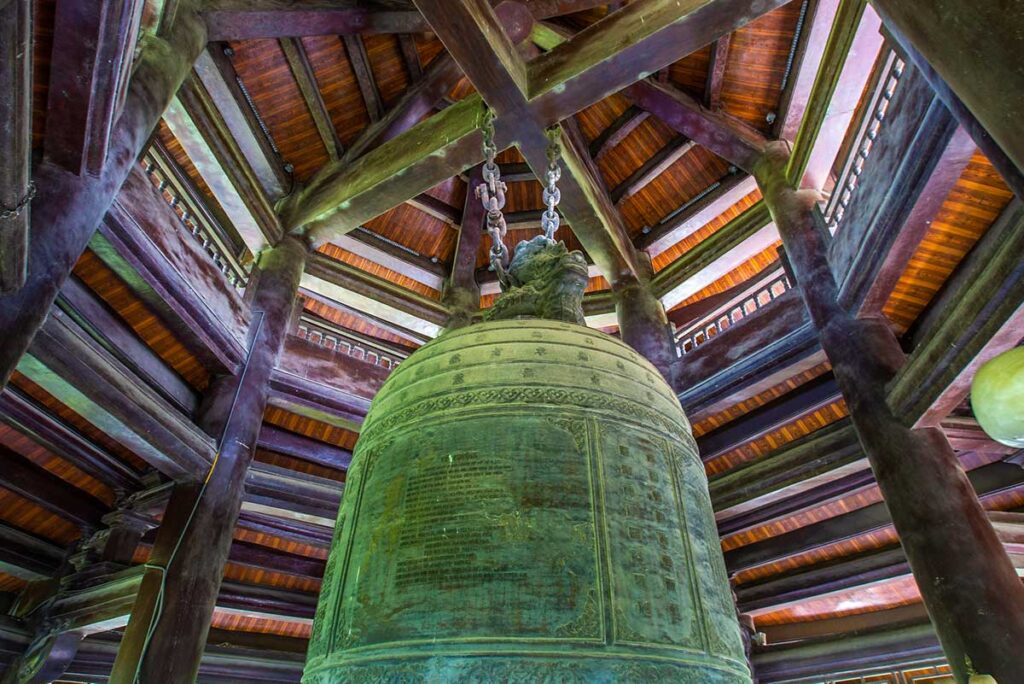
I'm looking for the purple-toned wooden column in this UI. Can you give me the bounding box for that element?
[615,261,677,381]
[0,9,206,387]
[755,140,1024,683]
[109,236,308,684]
[443,165,484,329]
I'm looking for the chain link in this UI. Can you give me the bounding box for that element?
[541,128,562,241]
[474,109,510,282]
[0,182,36,221]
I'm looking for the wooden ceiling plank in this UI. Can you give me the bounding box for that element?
[640,172,758,257]
[279,37,344,162]
[589,105,649,162]
[194,46,290,200]
[342,35,386,123]
[44,0,142,176]
[0,0,31,292]
[704,34,731,110]
[202,6,428,41]
[527,0,790,123]
[625,80,768,173]
[610,135,695,205]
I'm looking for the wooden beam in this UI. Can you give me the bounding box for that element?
[257,425,351,471]
[398,34,422,81]
[523,0,610,19]
[704,35,731,110]
[202,4,428,41]
[611,136,694,205]
[280,37,344,161]
[44,0,142,176]
[889,199,1024,428]
[0,0,32,292]
[194,46,289,200]
[624,80,767,173]
[527,0,789,125]
[245,462,341,521]
[343,35,385,123]
[639,173,757,257]
[111,237,308,683]
[697,373,841,461]
[279,94,486,243]
[332,228,446,291]
[302,252,449,334]
[445,165,485,324]
[775,0,841,141]
[0,10,207,389]
[829,58,975,314]
[676,305,824,425]
[0,387,144,494]
[588,105,649,162]
[709,418,863,518]
[652,201,778,309]
[868,0,1024,182]
[95,165,249,375]
[406,193,462,226]
[58,276,198,416]
[0,522,65,581]
[0,444,108,529]
[19,308,215,483]
[884,28,1024,200]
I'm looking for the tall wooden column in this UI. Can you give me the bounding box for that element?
[754,140,1024,682]
[109,236,308,684]
[615,262,677,381]
[0,8,206,387]
[443,165,484,329]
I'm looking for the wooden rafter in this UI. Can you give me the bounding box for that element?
[610,135,695,205]
[343,35,385,123]
[704,34,731,109]
[588,105,649,162]
[280,37,344,161]
[0,0,32,292]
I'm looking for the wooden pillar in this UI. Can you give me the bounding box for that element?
[443,165,484,329]
[614,261,676,381]
[0,8,206,388]
[754,140,1024,683]
[0,0,32,293]
[109,236,308,684]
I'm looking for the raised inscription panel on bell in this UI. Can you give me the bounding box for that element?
[599,426,702,649]
[335,415,601,646]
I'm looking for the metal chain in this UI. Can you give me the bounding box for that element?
[474,109,510,280]
[541,128,562,241]
[0,182,36,221]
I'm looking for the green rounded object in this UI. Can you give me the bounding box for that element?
[304,320,750,683]
[972,347,1024,448]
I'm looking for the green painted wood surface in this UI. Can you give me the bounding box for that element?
[305,319,750,683]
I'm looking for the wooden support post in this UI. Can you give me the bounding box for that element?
[444,165,485,328]
[754,140,1024,683]
[0,9,207,388]
[109,236,308,684]
[0,0,32,293]
[614,268,677,381]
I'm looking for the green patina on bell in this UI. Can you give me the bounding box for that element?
[304,238,750,683]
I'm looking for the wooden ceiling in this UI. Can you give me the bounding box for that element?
[3,0,1023,682]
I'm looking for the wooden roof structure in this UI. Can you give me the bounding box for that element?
[1,0,1023,681]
